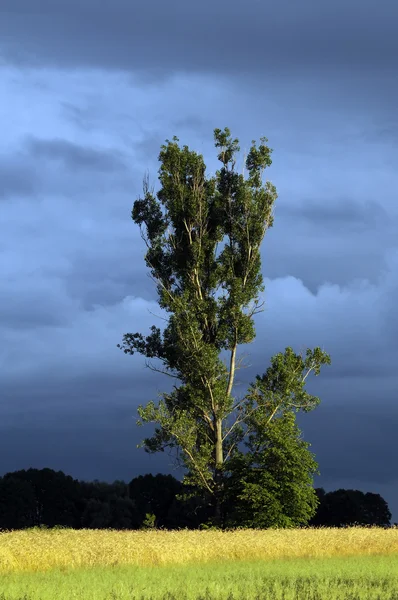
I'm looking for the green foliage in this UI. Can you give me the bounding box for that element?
[118,127,331,528]
[223,409,321,529]
[219,345,330,529]
[198,522,223,531]
[142,513,156,529]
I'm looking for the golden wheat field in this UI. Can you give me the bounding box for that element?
[1,526,398,600]
[0,525,396,574]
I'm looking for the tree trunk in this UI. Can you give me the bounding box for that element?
[213,418,224,528]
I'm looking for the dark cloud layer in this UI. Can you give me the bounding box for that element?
[1,0,397,75]
[24,136,127,173]
[0,158,39,198]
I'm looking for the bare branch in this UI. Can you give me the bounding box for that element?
[224,441,238,462]
[145,359,181,379]
[147,308,169,323]
[172,430,214,495]
[226,335,238,398]
[231,395,250,412]
[222,413,248,442]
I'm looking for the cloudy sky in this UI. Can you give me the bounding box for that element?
[1,0,398,524]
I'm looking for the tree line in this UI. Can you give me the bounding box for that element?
[0,467,394,532]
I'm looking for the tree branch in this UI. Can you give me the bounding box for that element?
[145,360,181,379]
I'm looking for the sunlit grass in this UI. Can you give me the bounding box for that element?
[0,525,397,599]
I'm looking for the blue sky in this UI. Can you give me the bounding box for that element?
[1,0,398,523]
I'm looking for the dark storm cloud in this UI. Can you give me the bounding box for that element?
[296,402,398,485]
[59,101,97,132]
[0,275,79,330]
[0,0,396,74]
[126,116,213,163]
[0,368,176,483]
[374,122,398,144]
[2,357,395,489]
[0,158,39,198]
[132,133,167,163]
[1,353,397,520]
[24,136,127,173]
[281,197,389,230]
[0,425,175,485]
[171,116,212,136]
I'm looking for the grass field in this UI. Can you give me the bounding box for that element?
[0,525,398,600]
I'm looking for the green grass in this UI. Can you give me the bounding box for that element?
[1,553,398,600]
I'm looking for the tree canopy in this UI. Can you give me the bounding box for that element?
[118,127,331,527]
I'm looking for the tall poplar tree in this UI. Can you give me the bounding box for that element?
[118,127,331,527]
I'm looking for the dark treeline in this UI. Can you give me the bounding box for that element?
[0,467,394,532]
